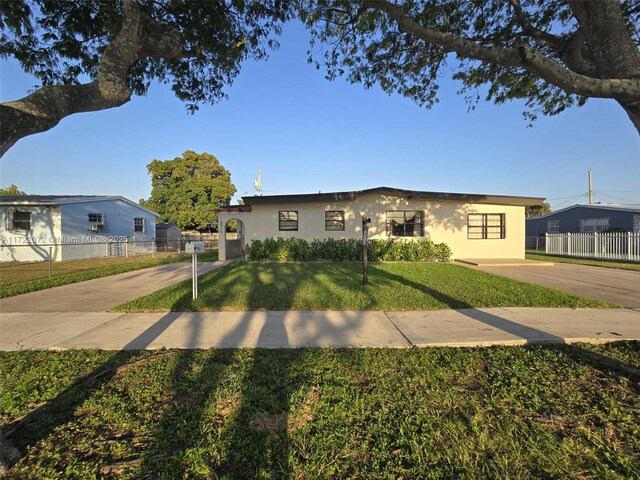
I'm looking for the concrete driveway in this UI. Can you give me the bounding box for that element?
[460,261,640,308]
[0,261,227,312]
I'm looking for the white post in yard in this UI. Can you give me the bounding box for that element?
[628,232,632,261]
[192,249,198,300]
[567,232,571,256]
[185,241,204,300]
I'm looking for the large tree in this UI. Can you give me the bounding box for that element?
[140,150,236,231]
[0,0,291,157]
[0,184,25,195]
[526,202,551,217]
[300,0,640,134]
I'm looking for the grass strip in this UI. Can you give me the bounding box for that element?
[526,252,640,271]
[1,344,639,478]
[115,261,615,312]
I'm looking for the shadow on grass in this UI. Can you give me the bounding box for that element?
[1,310,183,463]
[372,265,567,344]
[4,261,638,476]
[135,261,300,477]
[560,341,640,390]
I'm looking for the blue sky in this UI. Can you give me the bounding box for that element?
[1,21,638,211]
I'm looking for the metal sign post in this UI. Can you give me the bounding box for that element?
[362,217,371,286]
[185,241,205,300]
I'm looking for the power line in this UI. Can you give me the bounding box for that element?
[597,192,640,204]
[547,193,587,201]
[599,190,640,193]
[551,195,587,210]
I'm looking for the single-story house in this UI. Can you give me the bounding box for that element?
[216,186,544,261]
[526,204,640,237]
[0,195,158,262]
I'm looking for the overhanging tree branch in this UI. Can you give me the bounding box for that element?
[363,0,640,101]
[0,0,190,157]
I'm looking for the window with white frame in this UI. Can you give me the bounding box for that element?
[547,220,560,233]
[134,217,145,233]
[88,213,106,232]
[11,210,31,230]
[580,218,610,233]
[468,213,505,239]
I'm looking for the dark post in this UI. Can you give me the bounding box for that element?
[362,216,371,286]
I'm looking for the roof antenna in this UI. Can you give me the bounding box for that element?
[253,167,262,196]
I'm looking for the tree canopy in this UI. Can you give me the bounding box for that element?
[0,184,25,195]
[1,0,638,157]
[526,202,552,217]
[139,150,236,231]
[300,0,640,133]
[0,0,292,156]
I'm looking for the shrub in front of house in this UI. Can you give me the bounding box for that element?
[243,238,451,262]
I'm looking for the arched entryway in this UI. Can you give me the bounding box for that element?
[217,205,251,261]
[221,218,244,259]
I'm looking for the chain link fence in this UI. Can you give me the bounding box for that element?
[0,238,218,287]
[525,236,546,252]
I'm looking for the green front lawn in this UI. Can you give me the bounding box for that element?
[1,344,639,478]
[526,252,640,271]
[115,261,614,312]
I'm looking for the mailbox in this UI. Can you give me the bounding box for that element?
[185,241,205,254]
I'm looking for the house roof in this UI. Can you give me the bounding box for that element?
[0,195,159,216]
[527,203,640,220]
[241,186,544,207]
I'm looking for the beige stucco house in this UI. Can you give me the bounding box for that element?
[217,187,543,261]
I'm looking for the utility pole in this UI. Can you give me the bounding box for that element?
[588,168,593,204]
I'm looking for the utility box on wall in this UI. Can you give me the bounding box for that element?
[185,241,205,254]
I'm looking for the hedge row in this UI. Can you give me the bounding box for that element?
[243,237,452,262]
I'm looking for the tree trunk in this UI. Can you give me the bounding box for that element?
[568,0,640,136]
[0,84,130,157]
[619,100,640,136]
[0,0,188,158]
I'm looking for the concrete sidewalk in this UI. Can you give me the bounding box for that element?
[2,308,639,351]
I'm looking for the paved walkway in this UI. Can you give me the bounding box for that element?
[458,261,640,308]
[0,261,227,312]
[2,308,639,350]
[2,259,639,351]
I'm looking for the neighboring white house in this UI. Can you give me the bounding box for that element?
[216,187,544,261]
[0,195,158,262]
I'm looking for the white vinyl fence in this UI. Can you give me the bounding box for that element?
[546,232,640,261]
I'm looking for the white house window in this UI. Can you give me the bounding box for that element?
[88,213,106,232]
[134,217,145,233]
[547,220,560,233]
[580,218,609,233]
[468,213,505,239]
[325,210,345,231]
[386,211,424,237]
[279,211,298,231]
[12,210,31,230]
